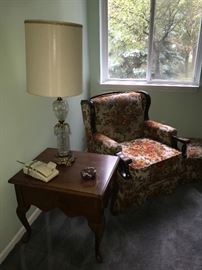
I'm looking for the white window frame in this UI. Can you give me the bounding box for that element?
[99,0,202,91]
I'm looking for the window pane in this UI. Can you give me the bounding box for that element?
[151,0,202,81]
[108,0,150,79]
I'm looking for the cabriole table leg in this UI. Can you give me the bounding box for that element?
[88,216,105,263]
[16,205,31,242]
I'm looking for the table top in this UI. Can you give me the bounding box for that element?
[9,148,119,198]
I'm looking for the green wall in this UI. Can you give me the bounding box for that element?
[0,0,89,256]
[87,0,202,138]
[0,0,201,261]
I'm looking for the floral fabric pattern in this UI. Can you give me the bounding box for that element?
[110,138,183,211]
[93,132,122,155]
[144,120,177,146]
[185,138,202,182]
[81,91,185,213]
[81,100,94,149]
[187,138,202,159]
[113,173,181,212]
[121,138,180,170]
[91,92,146,142]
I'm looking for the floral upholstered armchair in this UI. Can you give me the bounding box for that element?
[81,91,189,212]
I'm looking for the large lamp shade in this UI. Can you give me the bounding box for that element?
[25,20,82,97]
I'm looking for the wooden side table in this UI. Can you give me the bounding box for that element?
[8,148,119,262]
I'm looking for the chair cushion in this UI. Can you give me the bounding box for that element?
[91,92,146,142]
[121,138,182,188]
[121,138,181,169]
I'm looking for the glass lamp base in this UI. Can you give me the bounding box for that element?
[54,151,75,166]
[53,97,74,166]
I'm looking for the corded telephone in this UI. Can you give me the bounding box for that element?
[20,160,59,182]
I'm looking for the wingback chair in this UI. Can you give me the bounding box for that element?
[81,91,189,212]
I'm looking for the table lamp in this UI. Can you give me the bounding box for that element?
[24,20,82,166]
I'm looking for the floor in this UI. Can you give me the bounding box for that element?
[1,182,202,270]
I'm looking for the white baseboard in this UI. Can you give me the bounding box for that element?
[0,208,41,264]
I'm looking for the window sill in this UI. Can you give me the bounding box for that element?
[100,80,200,92]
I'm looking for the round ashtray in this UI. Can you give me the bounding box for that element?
[80,167,96,180]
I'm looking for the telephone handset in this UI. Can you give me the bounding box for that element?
[19,160,59,182]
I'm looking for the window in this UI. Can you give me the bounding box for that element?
[100,0,202,87]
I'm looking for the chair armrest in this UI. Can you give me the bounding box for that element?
[172,135,190,157]
[93,132,122,155]
[94,134,132,179]
[144,120,177,146]
[116,152,132,179]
